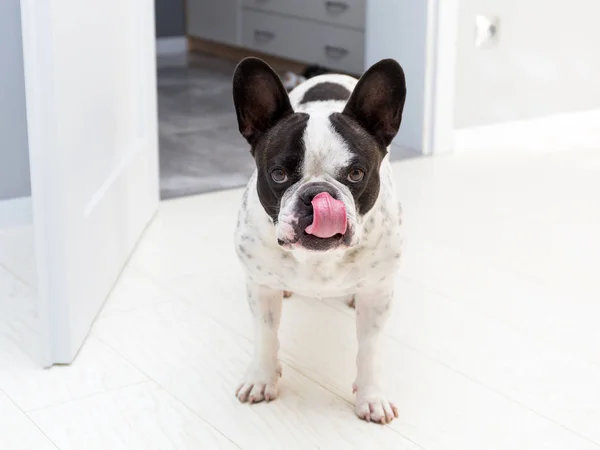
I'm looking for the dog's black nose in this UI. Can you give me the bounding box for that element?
[300,192,313,206]
[277,238,285,246]
[299,183,338,206]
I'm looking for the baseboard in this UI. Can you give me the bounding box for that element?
[0,196,33,228]
[156,36,187,56]
[454,108,600,152]
[187,35,310,75]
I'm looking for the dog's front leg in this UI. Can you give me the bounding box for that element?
[353,284,398,423]
[236,283,283,403]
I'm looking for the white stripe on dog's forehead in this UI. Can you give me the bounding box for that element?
[301,109,352,178]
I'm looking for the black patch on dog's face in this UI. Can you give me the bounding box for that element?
[329,58,407,216]
[253,113,309,220]
[299,82,351,104]
[329,113,383,215]
[233,57,309,220]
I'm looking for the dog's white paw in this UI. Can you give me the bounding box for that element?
[236,363,282,404]
[353,384,398,424]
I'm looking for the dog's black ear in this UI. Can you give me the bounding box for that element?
[342,59,406,148]
[233,57,293,146]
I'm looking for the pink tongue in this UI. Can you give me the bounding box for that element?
[305,192,347,238]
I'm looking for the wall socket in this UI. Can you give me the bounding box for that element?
[475,15,500,48]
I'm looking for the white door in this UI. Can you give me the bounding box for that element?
[20,0,159,366]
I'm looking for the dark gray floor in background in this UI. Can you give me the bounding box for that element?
[157,53,421,200]
[158,54,253,200]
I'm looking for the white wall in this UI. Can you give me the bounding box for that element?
[0,0,31,200]
[454,0,600,128]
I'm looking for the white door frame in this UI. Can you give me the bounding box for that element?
[364,0,459,156]
[422,0,459,155]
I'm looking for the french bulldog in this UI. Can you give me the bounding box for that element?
[232,57,406,424]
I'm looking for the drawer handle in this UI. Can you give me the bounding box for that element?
[325,1,349,14]
[325,45,349,59]
[254,30,275,43]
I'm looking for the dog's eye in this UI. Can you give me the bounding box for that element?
[271,168,288,183]
[347,168,365,183]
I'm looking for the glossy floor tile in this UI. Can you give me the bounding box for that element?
[28,382,238,450]
[0,336,146,412]
[0,392,56,450]
[0,225,37,288]
[1,151,599,449]
[0,262,38,363]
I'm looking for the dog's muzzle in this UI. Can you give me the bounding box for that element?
[277,182,352,251]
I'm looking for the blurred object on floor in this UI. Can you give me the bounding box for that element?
[157,53,421,200]
[282,65,336,92]
[281,71,306,92]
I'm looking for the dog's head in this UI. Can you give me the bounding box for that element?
[233,58,406,252]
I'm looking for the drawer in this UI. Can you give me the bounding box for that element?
[242,0,365,29]
[187,0,239,46]
[242,10,364,74]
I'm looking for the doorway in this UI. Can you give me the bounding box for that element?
[154,0,425,201]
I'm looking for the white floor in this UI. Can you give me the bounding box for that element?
[1,151,600,450]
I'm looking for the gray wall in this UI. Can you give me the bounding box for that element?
[0,0,31,200]
[455,0,600,128]
[155,0,186,37]
[365,0,428,152]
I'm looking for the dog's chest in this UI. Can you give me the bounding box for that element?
[240,242,396,297]
[236,196,402,298]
